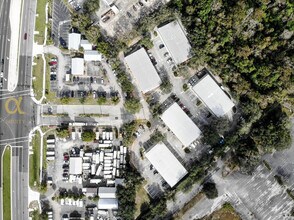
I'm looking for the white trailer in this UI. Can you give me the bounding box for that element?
[46,139,55,144]
[96,164,103,176]
[103,140,112,144]
[99,151,104,162]
[91,164,96,175]
[113,150,117,159]
[102,132,106,140]
[46,151,55,156]
[104,166,112,171]
[116,159,120,168]
[93,154,100,164]
[96,130,99,140]
[104,160,112,165]
[71,130,76,140]
[103,170,112,175]
[123,146,127,154]
[47,156,55,161]
[112,168,116,176]
[99,143,112,148]
[90,179,102,184]
[47,144,55,148]
[120,146,124,154]
[116,169,120,177]
[106,132,110,140]
[109,132,113,141]
[84,152,93,157]
[107,179,115,185]
[105,152,113,157]
[113,159,117,168]
[104,174,112,179]
[120,155,124,164]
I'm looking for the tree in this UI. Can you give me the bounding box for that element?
[160,79,173,94]
[202,181,218,199]
[60,97,70,104]
[124,98,141,114]
[56,128,70,138]
[83,0,100,14]
[97,97,107,105]
[81,130,95,142]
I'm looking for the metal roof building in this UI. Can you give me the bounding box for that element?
[161,103,201,146]
[98,187,116,198]
[84,50,102,62]
[69,157,82,175]
[125,48,162,93]
[145,142,187,187]
[98,198,118,210]
[157,20,191,64]
[68,33,81,50]
[192,74,234,117]
[80,40,92,50]
[71,58,84,75]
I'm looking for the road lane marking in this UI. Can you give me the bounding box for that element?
[5,97,26,114]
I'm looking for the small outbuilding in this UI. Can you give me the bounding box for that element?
[68,33,81,50]
[69,157,83,175]
[71,58,84,75]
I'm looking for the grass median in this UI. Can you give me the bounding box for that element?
[3,147,11,220]
[32,55,44,101]
[29,131,41,190]
[35,0,47,44]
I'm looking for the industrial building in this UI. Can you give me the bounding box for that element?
[98,187,118,210]
[161,103,201,146]
[145,142,187,187]
[80,39,92,50]
[125,48,162,93]
[192,74,235,117]
[157,20,192,64]
[84,50,102,62]
[71,58,84,75]
[68,33,81,50]
[98,198,118,210]
[69,157,83,175]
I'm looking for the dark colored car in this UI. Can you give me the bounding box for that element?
[24,33,27,40]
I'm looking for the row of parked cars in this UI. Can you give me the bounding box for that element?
[59,90,119,99]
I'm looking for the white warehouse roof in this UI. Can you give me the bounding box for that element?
[84,50,102,62]
[71,58,84,75]
[80,40,92,50]
[157,20,191,64]
[98,187,116,198]
[125,48,161,93]
[69,157,82,175]
[161,103,201,146]
[98,198,118,210]
[192,74,234,117]
[145,142,187,187]
[68,33,81,50]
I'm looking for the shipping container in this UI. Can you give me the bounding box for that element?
[91,164,96,175]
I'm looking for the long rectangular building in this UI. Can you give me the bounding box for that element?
[157,20,191,64]
[125,48,162,93]
[145,142,187,187]
[161,103,201,146]
[192,74,234,117]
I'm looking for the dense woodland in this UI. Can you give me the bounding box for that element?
[169,0,293,172]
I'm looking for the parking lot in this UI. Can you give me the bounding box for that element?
[52,0,71,47]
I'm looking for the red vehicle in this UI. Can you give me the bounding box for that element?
[64,155,69,161]
[24,33,27,40]
[49,61,57,66]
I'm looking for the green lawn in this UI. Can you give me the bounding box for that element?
[29,131,41,190]
[35,0,47,44]
[32,55,44,100]
[3,147,11,220]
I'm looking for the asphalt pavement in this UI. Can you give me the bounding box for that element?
[0,0,37,219]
